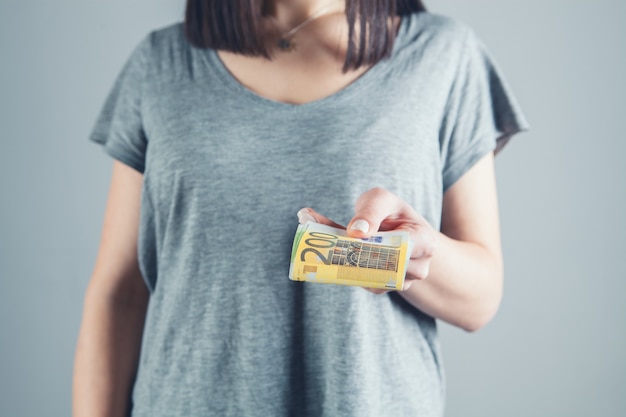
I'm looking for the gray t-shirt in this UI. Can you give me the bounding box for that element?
[90,12,527,417]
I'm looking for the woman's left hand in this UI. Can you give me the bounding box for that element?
[297,187,437,294]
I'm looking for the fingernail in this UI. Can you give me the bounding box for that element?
[350,219,369,233]
[297,209,317,224]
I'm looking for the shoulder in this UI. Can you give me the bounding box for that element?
[392,12,486,76]
[398,12,476,53]
[137,22,187,58]
[147,22,186,48]
[136,22,197,77]
[402,12,472,40]
[124,22,185,67]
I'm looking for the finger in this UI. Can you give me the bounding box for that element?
[401,278,415,291]
[296,208,345,229]
[346,188,416,238]
[365,281,416,292]
[407,224,437,260]
[405,257,431,281]
[363,287,390,295]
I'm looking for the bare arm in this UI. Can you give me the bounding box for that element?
[73,161,148,417]
[398,152,503,332]
[299,152,503,332]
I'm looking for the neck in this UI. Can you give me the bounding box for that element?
[267,0,345,30]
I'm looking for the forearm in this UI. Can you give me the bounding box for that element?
[73,284,148,417]
[299,157,503,331]
[399,232,503,332]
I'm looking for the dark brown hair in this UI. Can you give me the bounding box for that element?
[184,0,426,71]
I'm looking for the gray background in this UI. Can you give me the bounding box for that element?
[0,0,624,416]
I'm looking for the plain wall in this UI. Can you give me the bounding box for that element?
[0,1,624,416]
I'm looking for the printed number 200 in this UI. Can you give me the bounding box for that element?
[300,232,338,265]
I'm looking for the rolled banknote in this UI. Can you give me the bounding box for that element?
[289,222,413,290]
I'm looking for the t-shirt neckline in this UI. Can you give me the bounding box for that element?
[203,16,409,111]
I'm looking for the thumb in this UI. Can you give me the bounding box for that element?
[346,188,404,238]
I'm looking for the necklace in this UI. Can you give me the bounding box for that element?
[277,3,338,52]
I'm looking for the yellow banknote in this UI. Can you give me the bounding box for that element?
[289,222,412,290]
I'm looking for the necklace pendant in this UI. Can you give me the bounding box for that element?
[275,3,337,53]
[277,37,295,52]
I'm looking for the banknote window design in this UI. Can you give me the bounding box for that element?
[331,240,399,272]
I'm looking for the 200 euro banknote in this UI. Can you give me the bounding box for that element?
[289,222,413,290]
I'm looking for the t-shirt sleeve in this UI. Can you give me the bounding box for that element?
[89,35,151,173]
[439,28,529,192]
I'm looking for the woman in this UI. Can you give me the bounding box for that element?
[73,0,527,416]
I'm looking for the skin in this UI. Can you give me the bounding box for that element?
[73,1,503,415]
[217,0,402,104]
[73,162,147,417]
[298,152,503,332]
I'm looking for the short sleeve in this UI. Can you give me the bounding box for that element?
[439,28,529,192]
[89,35,151,173]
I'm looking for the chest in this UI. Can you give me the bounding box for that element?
[139,43,455,226]
[216,50,369,105]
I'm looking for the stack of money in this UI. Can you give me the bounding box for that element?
[289,222,413,291]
